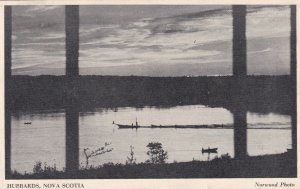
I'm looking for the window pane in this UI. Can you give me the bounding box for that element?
[247,112,291,156]
[11,111,66,173]
[12,6,65,75]
[247,6,290,75]
[79,5,232,76]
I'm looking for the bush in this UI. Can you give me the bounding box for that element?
[145,142,168,164]
[33,161,57,174]
[126,145,136,165]
[33,161,43,174]
[212,153,232,162]
[220,153,231,160]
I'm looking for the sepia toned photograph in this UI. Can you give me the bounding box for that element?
[3,3,297,181]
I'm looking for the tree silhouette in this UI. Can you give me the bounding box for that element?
[145,142,168,164]
[126,145,136,165]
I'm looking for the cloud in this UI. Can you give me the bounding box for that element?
[247,6,290,39]
[248,48,272,54]
[11,5,291,76]
[26,6,60,13]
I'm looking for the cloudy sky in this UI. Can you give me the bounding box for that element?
[11,5,290,76]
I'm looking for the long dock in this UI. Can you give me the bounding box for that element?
[114,123,290,130]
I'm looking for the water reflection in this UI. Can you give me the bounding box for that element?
[11,105,291,173]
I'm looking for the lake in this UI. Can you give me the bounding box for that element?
[11,104,291,173]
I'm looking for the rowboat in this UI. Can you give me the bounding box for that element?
[201,147,218,153]
[113,118,142,129]
[115,124,140,129]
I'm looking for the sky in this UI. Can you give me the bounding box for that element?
[11,5,291,76]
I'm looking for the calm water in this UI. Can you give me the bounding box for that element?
[11,105,291,173]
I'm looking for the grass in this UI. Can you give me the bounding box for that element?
[8,151,296,179]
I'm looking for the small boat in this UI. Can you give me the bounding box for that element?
[114,118,141,129]
[115,124,140,129]
[24,122,32,125]
[202,147,218,154]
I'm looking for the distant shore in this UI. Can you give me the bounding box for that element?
[7,75,292,115]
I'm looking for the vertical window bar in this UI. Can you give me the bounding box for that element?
[5,5,12,178]
[65,5,79,77]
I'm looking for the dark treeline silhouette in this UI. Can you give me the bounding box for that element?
[8,75,292,115]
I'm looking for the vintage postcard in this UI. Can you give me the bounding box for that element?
[0,0,299,189]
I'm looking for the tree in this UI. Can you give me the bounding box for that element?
[83,142,113,168]
[145,142,168,164]
[126,145,136,165]
[33,161,43,174]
